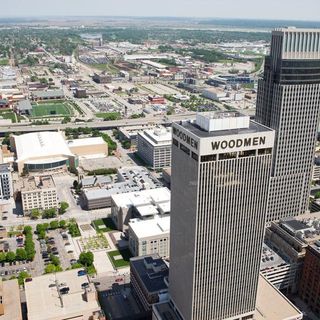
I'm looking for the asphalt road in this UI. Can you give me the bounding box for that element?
[0,113,195,134]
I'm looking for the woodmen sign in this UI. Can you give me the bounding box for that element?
[211,136,266,151]
[173,127,198,150]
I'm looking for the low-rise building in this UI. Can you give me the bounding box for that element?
[202,87,228,101]
[129,216,170,258]
[80,175,112,189]
[137,127,172,169]
[16,100,32,115]
[82,166,163,210]
[265,214,320,293]
[0,279,22,320]
[0,164,13,201]
[118,124,157,147]
[92,72,112,84]
[130,255,168,312]
[152,275,302,320]
[111,187,170,231]
[74,88,87,98]
[31,89,64,101]
[25,269,105,320]
[67,137,108,157]
[260,243,298,293]
[21,175,58,215]
[299,244,320,317]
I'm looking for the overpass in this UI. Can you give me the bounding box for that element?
[0,113,196,136]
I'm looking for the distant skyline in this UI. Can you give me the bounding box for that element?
[1,0,320,21]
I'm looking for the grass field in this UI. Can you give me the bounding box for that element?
[92,218,116,233]
[31,101,73,117]
[107,249,132,268]
[0,59,9,66]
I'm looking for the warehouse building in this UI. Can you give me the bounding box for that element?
[137,127,172,169]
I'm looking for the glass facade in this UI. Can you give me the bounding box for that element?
[25,159,67,171]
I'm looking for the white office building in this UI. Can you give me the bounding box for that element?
[129,216,170,259]
[0,164,13,200]
[137,127,172,169]
[111,187,170,232]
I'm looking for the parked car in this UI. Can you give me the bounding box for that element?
[70,259,77,265]
[25,278,32,282]
[77,270,86,276]
[60,287,70,294]
[81,282,89,289]
[67,250,73,254]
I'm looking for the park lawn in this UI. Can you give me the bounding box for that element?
[0,112,16,123]
[95,112,121,120]
[31,102,73,117]
[92,63,119,74]
[92,218,116,233]
[107,249,132,268]
[0,59,9,66]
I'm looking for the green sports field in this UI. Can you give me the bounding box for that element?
[31,101,73,117]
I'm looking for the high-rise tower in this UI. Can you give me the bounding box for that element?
[168,112,275,320]
[256,27,320,221]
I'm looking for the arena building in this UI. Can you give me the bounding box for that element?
[10,132,108,175]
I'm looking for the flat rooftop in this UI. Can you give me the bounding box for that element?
[177,119,272,139]
[21,175,55,192]
[25,269,100,320]
[255,275,302,320]
[0,279,22,320]
[138,127,172,146]
[260,243,287,271]
[153,275,302,320]
[280,215,320,244]
[67,137,106,147]
[111,187,170,209]
[129,216,170,239]
[130,255,168,294]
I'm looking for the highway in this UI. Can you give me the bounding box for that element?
[0,113,196,135]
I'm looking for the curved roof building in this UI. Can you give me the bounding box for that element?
[11,132,76,174]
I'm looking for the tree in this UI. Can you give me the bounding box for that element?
[30,209,41,220]
[0,252,6,263]
[6,251,16,262]
[23,226,32,235]
[79,251,94,267]
[38,230,46,240]
[49,220,59,230]
[50,254,60,266]
[59,202,69,215]
[18,271,30,286]
[59,220,66,229]
[36,224,47,235]
[42,208,57,219]
[16,248,27,261]
[44,264,62,274]
[315,191,320,199]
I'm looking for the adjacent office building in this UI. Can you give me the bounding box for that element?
[256,28,320,221]
[0,164,12,201]
[137,127,172,169]
[168,112,274,320]
[299,244,320,317]
[21,175,58,215]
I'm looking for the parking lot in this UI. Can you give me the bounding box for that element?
[38,229,74,271]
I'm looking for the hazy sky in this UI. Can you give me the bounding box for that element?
[1,0,320,21]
